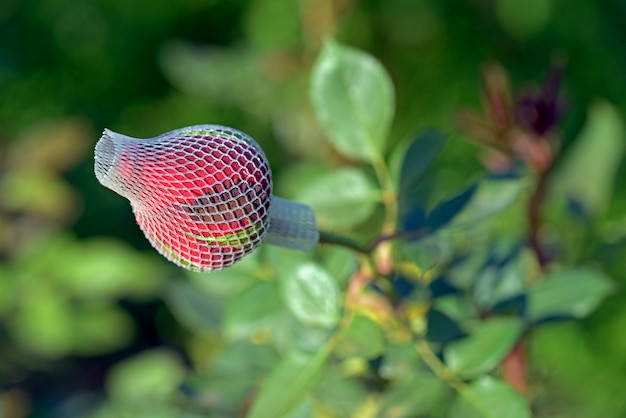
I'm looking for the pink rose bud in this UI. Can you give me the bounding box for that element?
[94,125,318,271]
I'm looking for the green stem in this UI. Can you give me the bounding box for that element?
[318,230,371,254]
[371,154,398,233]
[528,168,551,268]
[415,339,467,393]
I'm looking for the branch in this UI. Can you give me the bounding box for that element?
[528,168,551,268]
[318,230,371,254]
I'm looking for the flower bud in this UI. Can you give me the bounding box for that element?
[95,125,318,271]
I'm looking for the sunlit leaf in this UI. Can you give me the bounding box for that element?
[0,168,77,219]
[224,282,285,340]
[56,237,167,299]
[90,402,192,418]
[282,398,313,418]
[295,167,380,229]
[106,349,186,402]
[10,287,73,357]
[272,315,335,354]
[247,346,331,418]
[449,376,530,418]
[279,261,341,328]
[527,267,614,322]
[554,100,626,218]
[310,40,394,161]
[319,246,359,287]
[276,161,330,200]
[73,303,135,356]
[336,314,385,359]
[159,41,271,113]
[379,342,423,380]
[444,317,523,379]
[378,374,447,418]
[448,178,525,227]
[316,373,367,417]
[263,242,312,271]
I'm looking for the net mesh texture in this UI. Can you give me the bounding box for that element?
[95,125,318,272]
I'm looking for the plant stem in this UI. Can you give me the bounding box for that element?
[502,343,529,394]
[528,168,550,268]
[318,230,371,254]
[502,168,552,395]
[415,339,466,393]
[366,228,426,251]
[318,156,399,256]
[371,154,398,234]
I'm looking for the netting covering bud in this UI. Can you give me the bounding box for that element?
[94,125,319,272]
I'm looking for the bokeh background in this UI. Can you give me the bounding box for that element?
[1,0,626,417]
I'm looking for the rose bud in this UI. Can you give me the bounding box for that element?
[94,125,318,271]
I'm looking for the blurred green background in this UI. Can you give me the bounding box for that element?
[1,0,626,417]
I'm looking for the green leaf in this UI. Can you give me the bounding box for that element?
[379,342,422,380]
[279,261,341,328]
[399,129,447,198]
[1,168,77,218]
[55,237,166,299]
[90,402,191,418]
[166,281,224,332]
[295,167,380,229]
[444,317,524,379]
[73,303,134,356]
[272,314,335,353]
[404,231,456,271]
[426,184,477,230]
[554,100,626,218]
[448,178,525,227]
[247,346,331,418]
[319,246,360,287]
[449,376,530,418]
[224,282,285,340]
[527,267,614,322]
[336,314,385,359]
[159,41,271,111]
[471,243,526,309]
[184,345,278,413]
[106,349,186,402]
[316,373,367,417]
[276,161,330,200]
[397,130,447,230]
[310,40,395,161]
[378,374,447,418]
[282,399,313,418]
[10,287,73,357]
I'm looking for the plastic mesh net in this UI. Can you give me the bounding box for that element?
[94,125,318,272]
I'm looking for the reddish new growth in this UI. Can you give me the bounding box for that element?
[456,60,564,174]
